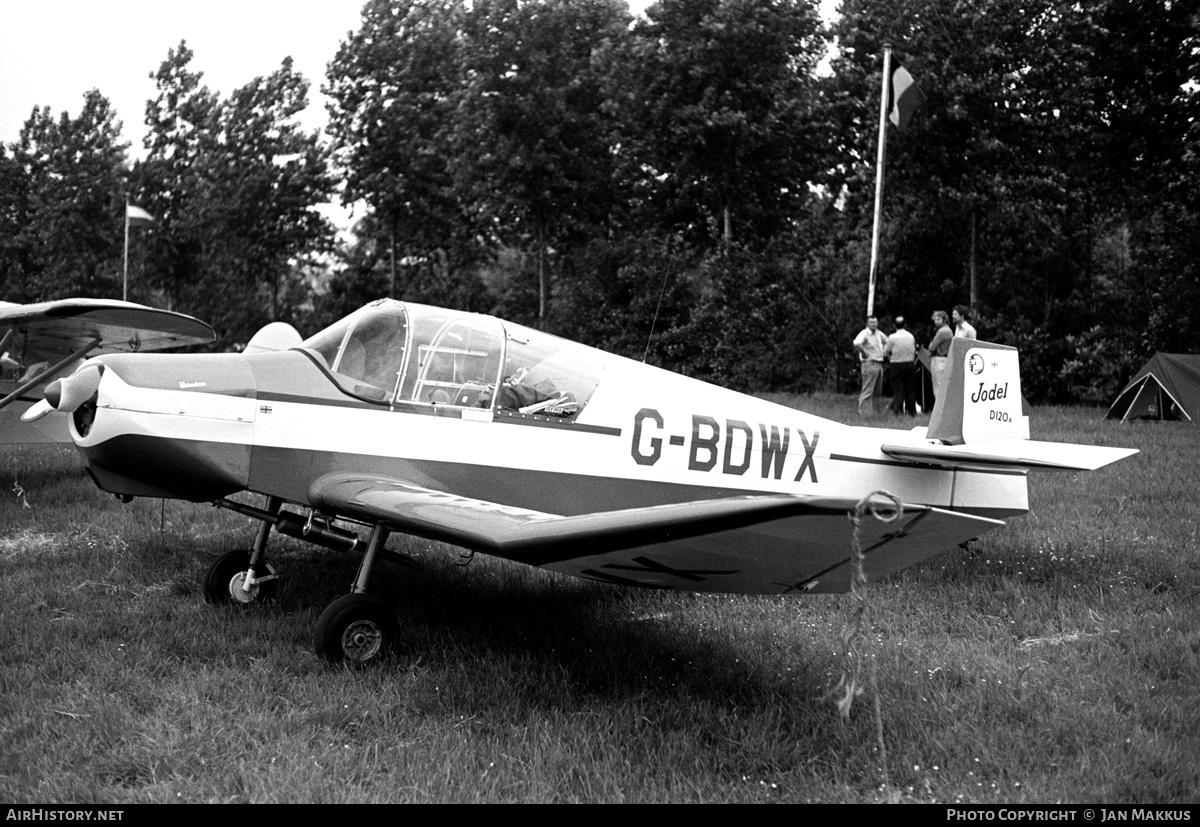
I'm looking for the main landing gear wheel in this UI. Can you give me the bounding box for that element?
[314,594,399,665]
[203,549,277,606]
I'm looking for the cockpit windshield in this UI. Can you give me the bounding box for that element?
[297,300,603,420]
[299,299,407,402]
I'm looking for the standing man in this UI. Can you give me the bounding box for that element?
[953,305,977,339]
[884,315,917,416]
[928,310,953,407]
[853,315,888,417]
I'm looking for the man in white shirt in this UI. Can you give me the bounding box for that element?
[853,315,888,417]
[953,305,977,339]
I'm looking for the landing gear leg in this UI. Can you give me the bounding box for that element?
[314,524,398,665]
[203,495,281,605]
[351,522,387,595]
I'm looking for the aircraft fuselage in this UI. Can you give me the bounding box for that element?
[74,346,1028,522]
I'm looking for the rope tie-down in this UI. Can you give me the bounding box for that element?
[827,490,903,792]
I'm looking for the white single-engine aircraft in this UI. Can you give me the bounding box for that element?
[0,298,215,443]
[27,299,1136,664]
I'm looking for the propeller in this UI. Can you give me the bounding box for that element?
[21,364,104,423]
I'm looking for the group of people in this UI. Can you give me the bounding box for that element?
[853,305,977,417]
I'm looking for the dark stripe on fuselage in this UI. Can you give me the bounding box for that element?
[255,390,623,435]
[828,451,1027,478]
[256,390,389,411]
[494,411,622,436]
[82,433,251,501]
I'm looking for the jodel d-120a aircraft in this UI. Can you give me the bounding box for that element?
[27,299,1136,664]
[0,298,215,443]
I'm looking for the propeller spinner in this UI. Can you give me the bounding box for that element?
[21,364,104,423]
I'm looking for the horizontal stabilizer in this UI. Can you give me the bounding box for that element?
[881,439,1138,472]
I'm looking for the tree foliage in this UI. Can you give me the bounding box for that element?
[134,42,336,345]
[3,0,1198,399]
[0,42,336,348]
[7,91,130,301]
[624,0,828,250]
[456,0,632,319]
[819,0,1199,398]
[325,0,469,300]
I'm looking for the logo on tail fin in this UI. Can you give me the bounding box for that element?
[960,348,1028,443]
[927,339,1030,445]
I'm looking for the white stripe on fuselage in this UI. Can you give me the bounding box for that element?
[250,388,1027,516]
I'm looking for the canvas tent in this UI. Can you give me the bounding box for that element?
[1106,353,1200,422]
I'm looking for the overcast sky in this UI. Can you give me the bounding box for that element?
[0,1,672,236]
[1,0,843,159]
[1,0,371,155]
[0,1,674,157]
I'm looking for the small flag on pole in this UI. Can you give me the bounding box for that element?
[889,65,926,130]
[126,204,155,227]
[123,202,155,302]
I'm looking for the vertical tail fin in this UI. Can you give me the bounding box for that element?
[926,338,1030,445]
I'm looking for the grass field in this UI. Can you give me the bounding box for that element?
[0,398,1196,803]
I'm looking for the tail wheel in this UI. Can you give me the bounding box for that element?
[314,594,398,665]
[203,549,277,606]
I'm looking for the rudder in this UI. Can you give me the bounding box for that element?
[926,338,1030,445]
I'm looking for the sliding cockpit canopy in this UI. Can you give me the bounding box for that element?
[297,299,603,419]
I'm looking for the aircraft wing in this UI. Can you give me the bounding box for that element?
[0,299,215,442]
[309,472,1004,594]
[0,299,215,358]
[881,439,1138,472]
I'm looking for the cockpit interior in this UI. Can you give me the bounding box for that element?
[298,300,602,421]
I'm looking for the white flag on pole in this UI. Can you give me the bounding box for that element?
[126,204,155,227]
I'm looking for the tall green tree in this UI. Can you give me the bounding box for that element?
[456,0,633,320]
[10,91,130,300]
[1093,0,1198,206]
[625,0,828,250]
[209,57,336,326]
[325,0,471,301]
[824,0,1200,399]
[827,0,1086,321]
[138,43,335,344]
[1085,0,1200,365]
[0,146,31,300]
[134,41,220,312]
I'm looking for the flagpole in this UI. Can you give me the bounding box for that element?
[123,197,130,302]
[867,44,892,318]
